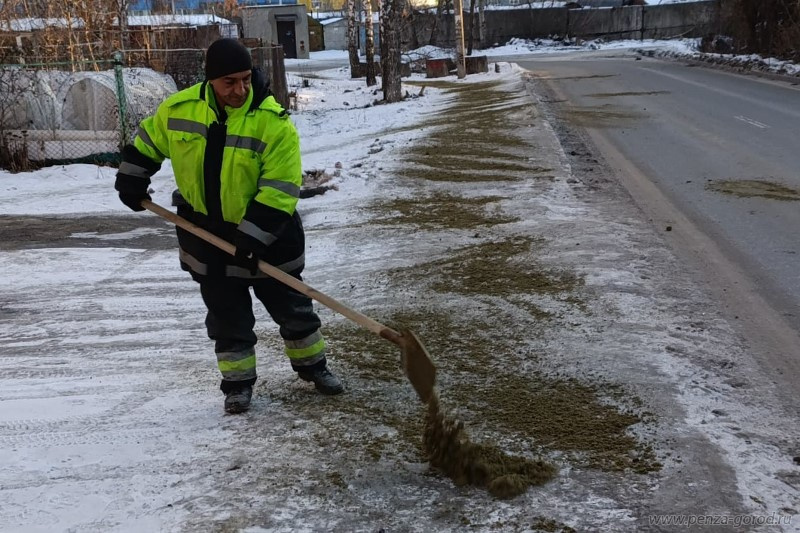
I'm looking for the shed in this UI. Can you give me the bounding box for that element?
[307,16,324,51]
[319,17,346,50]
[318,15,379,53]
[241,5,311,59]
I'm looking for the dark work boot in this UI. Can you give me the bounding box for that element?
[298,366,344,395]
[224,385,253,414]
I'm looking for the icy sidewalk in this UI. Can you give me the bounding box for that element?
[1,64,798,532]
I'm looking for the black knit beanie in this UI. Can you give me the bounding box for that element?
[205,38,252,80]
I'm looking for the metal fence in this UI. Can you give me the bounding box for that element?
[0,45,287,172]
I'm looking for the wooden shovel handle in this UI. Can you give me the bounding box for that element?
[142,200,401,342]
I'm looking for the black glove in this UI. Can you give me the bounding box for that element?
[234,233,260,275]
[115,145,159,212]
[119,191,151,212]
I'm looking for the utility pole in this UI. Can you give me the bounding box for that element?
[453,0,466,78]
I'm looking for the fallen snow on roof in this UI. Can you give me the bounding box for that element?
[0,14,232,32]
[0,17,85,31]
[126,14,232,26]
[319,17,344,25]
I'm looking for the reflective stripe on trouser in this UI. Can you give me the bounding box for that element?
[284,330,326,367]
[217,347,257,382]
[179,247,305,278]
[199,272,324,382]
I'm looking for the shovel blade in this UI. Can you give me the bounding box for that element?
[397,328,436,403]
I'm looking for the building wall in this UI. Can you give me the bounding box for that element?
[129,0,203,12]
[129,0,311,14]
[358,22,380,54]
[241,0,313,11]
[241,5,310,59]
[319,20,379,51]
[321,19,347,50]
[308,17,325,51]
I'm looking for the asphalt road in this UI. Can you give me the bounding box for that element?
[518,55,800,319]
[511,53,800,418]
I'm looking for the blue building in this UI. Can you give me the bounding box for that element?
[129,0,200,13]
[129,0,297,14]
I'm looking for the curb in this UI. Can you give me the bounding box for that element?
[637,49,800,85]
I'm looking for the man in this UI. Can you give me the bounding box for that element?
[115,38,344,414]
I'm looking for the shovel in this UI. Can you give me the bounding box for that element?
[142,200,437,403]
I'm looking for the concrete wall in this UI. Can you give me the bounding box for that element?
[317,12,450,51]
[404,0,718,49]
[569,6,643,40]
[404,12,451,49]
[642,1,720,40]
[484,8,567,46]
[241,5,310,59]
[580,0,629,6]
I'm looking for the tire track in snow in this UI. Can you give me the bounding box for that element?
[0,427,167,447]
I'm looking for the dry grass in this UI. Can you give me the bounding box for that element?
[320,303,660,476]
[706,179,800,201]
[398,81,547,184]
[275,80,661,507]
[560,106,645,128]
[585,90,670,98]
[369,193,518,230]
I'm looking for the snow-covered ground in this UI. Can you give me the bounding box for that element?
[2,51,799,532]
[292,37,800,78]
[288,38,701,67]
[310,0,707,18]
[480,37,800,77]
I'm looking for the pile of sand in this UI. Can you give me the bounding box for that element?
[423,392,557,499]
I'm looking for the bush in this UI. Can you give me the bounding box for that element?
[0,132,35,173]
[726,0,800,61]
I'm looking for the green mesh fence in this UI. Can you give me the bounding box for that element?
[0,45,287,172]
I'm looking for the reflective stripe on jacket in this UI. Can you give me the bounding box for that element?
[126,78,306,279]
[132,81,301,224]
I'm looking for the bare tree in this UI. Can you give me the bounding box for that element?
[209,0,240,19]
[346,0,360,78]
[429,0,445,46]
[728,0,800,61]
[478,0,486,50]
[453,0,465,77]
[364,0,377,86]
[467,0,476,55]
[0,54,27,171]
[380,0,402,102]
[151,0,171,15]
[116,0,130,51]
[404,5,421,50]
[0,0,126,65]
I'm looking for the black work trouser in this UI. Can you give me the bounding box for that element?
[199,273,326,393]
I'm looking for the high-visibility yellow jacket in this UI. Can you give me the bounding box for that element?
[116,75,306,279]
